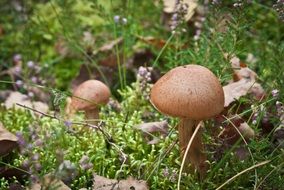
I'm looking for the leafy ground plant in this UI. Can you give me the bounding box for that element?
[0,0,284,189]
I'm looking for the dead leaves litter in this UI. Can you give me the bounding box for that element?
[0,122,18,156]
[223,55,265,107]
[4,92,49,114]
[135,120,169,144]
[93,174,148,190]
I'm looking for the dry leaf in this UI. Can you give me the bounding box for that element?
[163,0,198,21]
[0,90,12,102]
[230,56,257,82]
[93,174,148,190]
[223,79,265,107]
[135,120,169,144]
[4,92,49,114]
[0,166,28,180]
[0,122,18,156]
[29,174,70,190]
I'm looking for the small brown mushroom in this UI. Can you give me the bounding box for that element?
[150,64,224,177]
[67,80,111,123]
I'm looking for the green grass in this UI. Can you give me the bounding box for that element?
[0,0,284,189]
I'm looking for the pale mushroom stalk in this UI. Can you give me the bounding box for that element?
[178,119,207,176]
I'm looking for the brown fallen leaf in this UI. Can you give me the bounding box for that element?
[29,174,71,190]
[0,166,28,181]
[230,56,257,82]
[0,122,18,156]
[93,174,148,190]
[135,120,169,144]
[223,79,265,107]
[0,90,12,102]
[4,92,49,114]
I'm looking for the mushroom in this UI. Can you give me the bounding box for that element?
[67,80,111,123]
[150,64,224,176]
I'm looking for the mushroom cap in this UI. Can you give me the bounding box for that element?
[150,65,224,120]
[71,80,110,111]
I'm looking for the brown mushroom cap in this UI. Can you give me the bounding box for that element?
[71,80,111,111]
[150,65,224,120]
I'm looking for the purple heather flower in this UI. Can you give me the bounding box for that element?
[81,163,93,170]
[14,66,21,75]
[31,76,37,83]
[169,169,178,182]
[272,89,279,98]
[79,155,90,164]
[32,153,40,161]
[15,80,23,87]
[22,159,30,168]
[13,54,22,63]
[16,131,26,146]
[162,167,170,177]
[30,175,39,183]
[79,155,93,170]
[27,61,34,68]
[64,120,72,128]
[34,139,43,146]
[26,143,33,150]
[35,163,42,171]
[114,15,120,23]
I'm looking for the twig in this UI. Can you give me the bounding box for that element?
[15,103,127,169]
[16,103,58,120]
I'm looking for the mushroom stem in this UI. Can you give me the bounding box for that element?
[178,119,207,177]
[85,108,100,124]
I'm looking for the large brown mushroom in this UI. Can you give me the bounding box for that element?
[67,80,111,123]
[150,64,224,176]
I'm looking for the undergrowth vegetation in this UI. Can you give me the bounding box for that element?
[0,0,283,189]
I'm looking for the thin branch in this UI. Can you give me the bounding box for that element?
[15,103,126,167]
